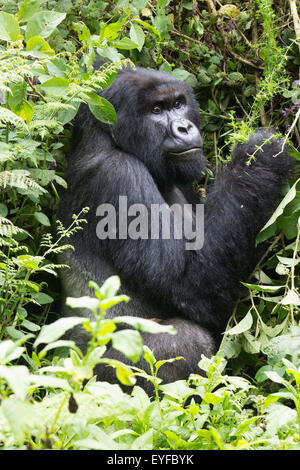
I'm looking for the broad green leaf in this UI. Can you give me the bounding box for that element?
[256,178,300,245]
[25,11,66,40]
[39,77,69,96]
[21,319,41,332]
[34,211,51,226]
[25,35,55,56]
[32,292,53,305]
[0,12,21,41]
[34,317,87,347]
[74,429,119,450]
[225,311,253,335]
[131,429,153,450]
[85,93,117,125]
[114,316,177,334]
[134,18,161,38]
[0,340,25,363]
[66,296,99,311]
[7,81,27,111]
[103,21,124,40]
[17,0,40,22]
[0,365,30,400]
[112,329,143,362]
[203,392,224,406]
[115,362,136,386]
[280,289,300,305]
[92,275,121,299]
[1,399,35,445]
[130,23,145,51]
[30,374,72,391]
[111,38,138,50]
[99,295,130,310]
[14,100,34,123]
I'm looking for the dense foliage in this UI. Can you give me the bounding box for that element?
[0,0,299,450]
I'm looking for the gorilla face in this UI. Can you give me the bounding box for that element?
[100,67,206,185]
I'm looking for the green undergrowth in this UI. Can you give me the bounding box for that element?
[0,0,299,450]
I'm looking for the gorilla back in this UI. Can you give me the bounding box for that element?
[58,65,292,391]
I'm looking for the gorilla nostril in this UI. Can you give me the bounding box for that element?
[178,126,188,134]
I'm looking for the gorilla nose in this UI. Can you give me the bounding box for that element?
[171,119,202,148]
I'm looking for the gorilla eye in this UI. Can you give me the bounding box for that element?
[152,104,162,114]
[174,100,182,109]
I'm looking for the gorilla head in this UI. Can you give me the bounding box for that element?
[76,66,206,187]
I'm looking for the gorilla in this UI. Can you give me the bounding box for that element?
[58,64,292,392]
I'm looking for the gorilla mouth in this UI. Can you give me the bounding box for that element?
[167,148,203,159]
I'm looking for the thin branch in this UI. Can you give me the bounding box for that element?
[206,0,264,70]
[290,0,300,53]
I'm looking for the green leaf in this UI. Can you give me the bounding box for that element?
[112,329,143,362]
[0,340,25,364]
[130,23,145,51]
[82,92,117,125]
[111,38,138,50]
[7,81,27,111]
[133,18,161,38]
[256,179,300,245]
[280,289,300,306]
[25,11,66,40]
[241,282,285,292]
[95,275,121,299]
[34,317,88,347]
[131,429,153,450]
[66,296,99,311]
[0,365,30,400]
[33,211,50,226]
[32,292,53,305]
[14,100,34,123]
[0,12,21,41]
[225,311,253,335]
[25,35,55,56]
[30,374,72,391]
[114,316,177,334]
[203,392,224,406]
[17,0,40,22]
[1,399,35,445]
[39,77,69,96]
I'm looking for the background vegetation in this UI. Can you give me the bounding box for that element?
[0,0,299,450]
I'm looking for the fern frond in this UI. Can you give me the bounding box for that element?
[0,216,27,237]
[0,171,46,192]
[0,107,28,132]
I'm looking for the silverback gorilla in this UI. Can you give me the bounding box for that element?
[58,65,292,392]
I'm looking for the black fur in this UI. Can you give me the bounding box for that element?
[58,66,292,393]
